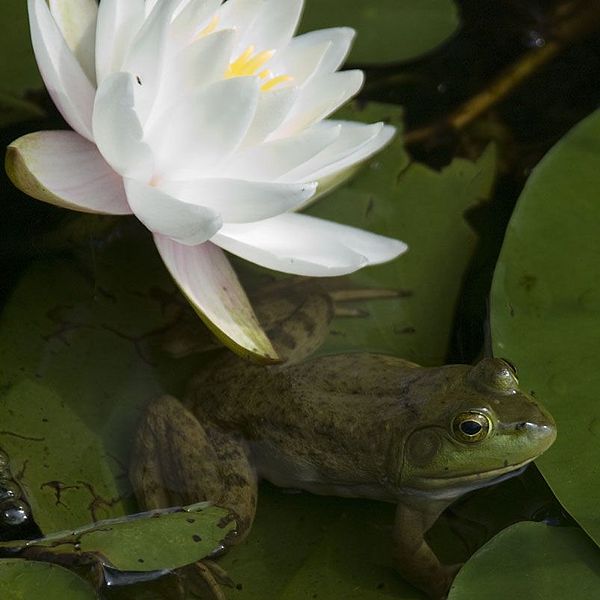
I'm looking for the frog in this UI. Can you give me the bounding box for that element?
[130,283,556,599]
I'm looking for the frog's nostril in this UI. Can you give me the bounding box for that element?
[515,422,530,431]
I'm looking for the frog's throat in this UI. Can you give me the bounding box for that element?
[404,458,534,499]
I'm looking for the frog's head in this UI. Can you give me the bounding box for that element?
[399,358,556,497]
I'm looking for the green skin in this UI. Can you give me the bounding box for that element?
[130,289,556,599]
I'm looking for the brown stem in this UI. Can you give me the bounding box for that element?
[404,0,600,146]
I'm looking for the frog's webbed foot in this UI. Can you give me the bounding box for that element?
[130,395,257,540]
[393,499,461,599]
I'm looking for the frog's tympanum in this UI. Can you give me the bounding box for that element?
[131,288,556,599]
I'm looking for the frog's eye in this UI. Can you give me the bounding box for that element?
[499,358,518,377]
[452,411,492,443]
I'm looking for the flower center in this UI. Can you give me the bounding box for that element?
[226,45,293,91]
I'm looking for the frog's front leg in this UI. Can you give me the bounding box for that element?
[393,498,461,600]
[130,395,257,541]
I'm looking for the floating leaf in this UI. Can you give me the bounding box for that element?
[301,0,460,64]
[0,559,98,600]
[449,523,600,599]
[0,380,128,533]
[1,503,236,574]
[304,102,496,365]
[0,230,200,534]
[491,108,600,545]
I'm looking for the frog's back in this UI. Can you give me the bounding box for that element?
[184,354,431,499]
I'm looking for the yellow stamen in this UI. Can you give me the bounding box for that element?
[240,49,275,76]
[261,74,293,91]
[226,45,293,91]
[195,15,219,39]
[226,45,255,78]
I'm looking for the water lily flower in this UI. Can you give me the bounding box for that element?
[7,0,407,361]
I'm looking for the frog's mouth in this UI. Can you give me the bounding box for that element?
[406,458,534,499]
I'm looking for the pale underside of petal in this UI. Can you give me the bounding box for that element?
[49,0,98,85]
[125,179,222,245]
[160,178,317,223]
[95,0,145,85]
[213,214,408,276]
[153,235,278,362]
[243,86,298,147]
[153,29,235,119]
[28,0,95,141]
[283,121,396,183]
[274,70,364,138]
[93,72,154,180]
[289,28,355,75]
[237,0,303,53]
[6,131,130,214]
[222,124,341,180]
[148,77,259,179]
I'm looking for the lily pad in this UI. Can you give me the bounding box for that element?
[0,559,98,600]
[0,228,200,533]
[1,502,236,573]
[301,0,460,65]
[490,108,600,545]
[0,380,128,533]
[305,102,496,366]
[448,523,600,599]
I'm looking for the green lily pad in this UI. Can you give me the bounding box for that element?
[0,380,129,533]
[305,102,496,366]
[301,0,460,65]
[490,108,600,546]
[0,229,200,533]
[0,559,98,600]
[1,502,235,573]
[449,523,600,599]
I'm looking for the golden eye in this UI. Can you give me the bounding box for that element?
[452,411,492,443]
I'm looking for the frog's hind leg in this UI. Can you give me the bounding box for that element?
[130,395,257,543]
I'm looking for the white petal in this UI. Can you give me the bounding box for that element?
[125,179,222,245]
[122,0,181,123]
[148,77,260,179]
[270,39,332,88]
[243,86,298,146]
[28,0,95,141]
[283,121,396,182]
[153,29,235,117]
[223,124,341,180]
[275,70,364,137]
[171,0,222,47]
[213,214,407,276]
[95,0,145,85]
[6,131,130,214]
[217,0,263,35]
[49,0,98,85]
[154,236,278,361]
[237,0,303,52]
[92,72,154,180]
[289,28,355,75]
[160,178,317,223]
